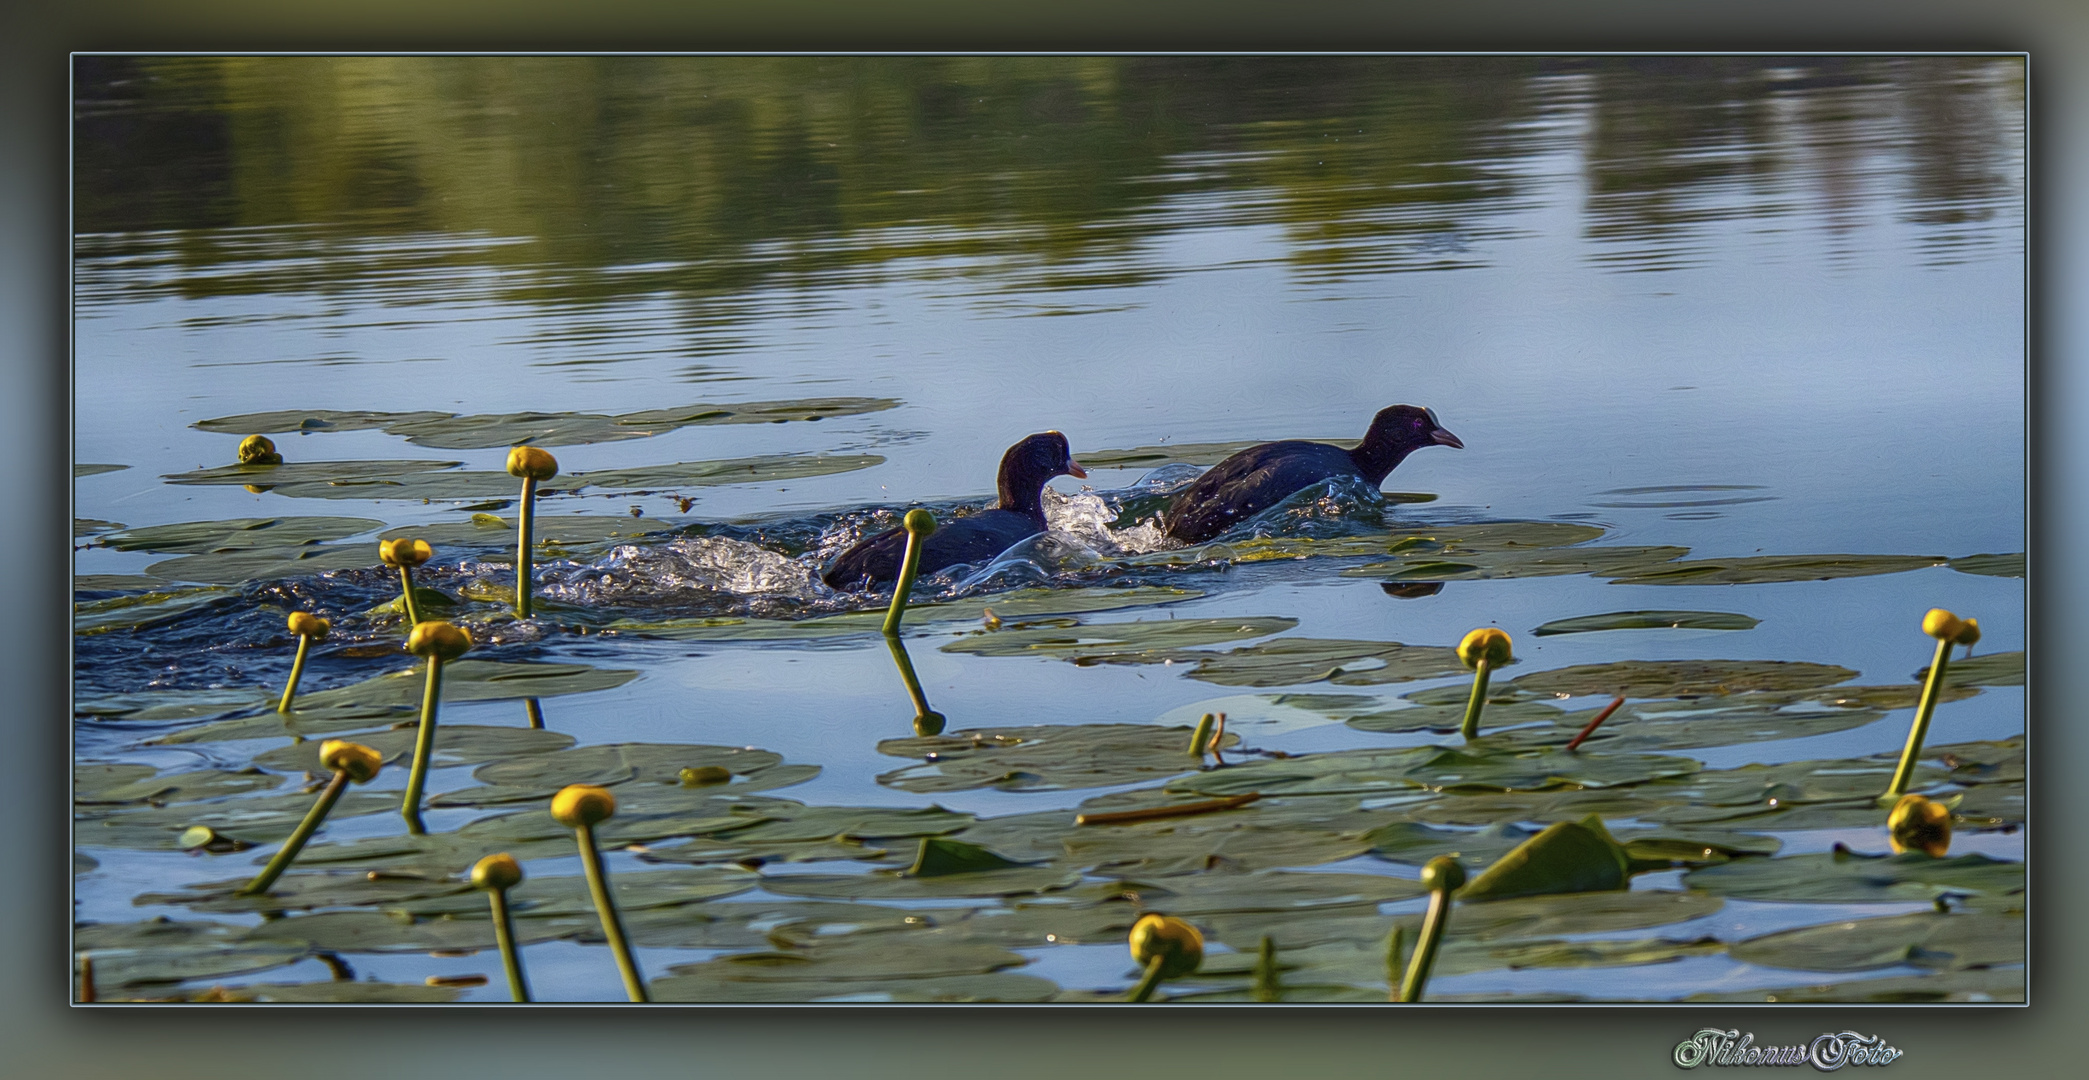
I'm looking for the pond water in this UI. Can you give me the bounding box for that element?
[72,56,2025,1004]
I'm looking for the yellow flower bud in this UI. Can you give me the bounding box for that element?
[318,740,383,784]
[1888,794,1952,858]
[406,620,473,661]
[1128,913,1203,979]
[471,852,524,892]
[380,537,433,568]
[903,508,938,537]
[1420,854,1467,893]
[507,446,559,482]
[286,612,331,640]
[551,783,617,828]
[1955,617,1981,647]
[237,434,282,465]
[1457,627,1513,669]
[1922,608,1968,642]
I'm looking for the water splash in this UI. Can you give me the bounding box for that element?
[540,536,826,609]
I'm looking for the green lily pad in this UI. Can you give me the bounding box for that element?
[138,869,475,915]
[75,851,99,875]
[605,586,1203,642]
[264,471,538,502]
[75,462,128,476]
[196,398,899,447]
[74,763,280,806]
[1345,700,1575,734]
[75,919,311,987]
[1179,638,1470,688]
[252,724,576,775]
[569,454,886,491]
[648,802,970,845]
[1729,911,2023,972]
[293,660,641,713]
[1918,650,2024,688]
[75,791,396,851]
[759,866,1082,900]
[98,516,385,553]
[1687,967,2024,1003]
[1084,870,1427,917]
[636,835,894,868]
[1507,659,1859,699]
[1947,552,2025,578]
[1607,553,1945,585]
[1457,817,1632,902]
[390,866,759,919]
[143,662,632,742]
[162,460,464,487]
[928,903,1141,948]
[1634,753,1946,812]
[1532,610,1760,636]
[1116,522,1612,570]
[1945,783,2026,830]
[459,741,785,793]
[74,585,238,635]
[1478,704,1888,755]
[1065,818,1379,877]
[1080,439,1356,469]
[655,970,1061,1003]
[876,724,1240,793]
[607,899,933,950]
[144,544,381,585]
[906,837,1029,876]
[1202,889,1722,951]
[180,981,468,1003]
[379,514,671,556]
[194,409,453,435]
[74,574,163,593]
[75,517,124,537]
[1683,849,2024,904]
[146,701,419,744]
[1926,737,2025,783]
[939,617,1298,663]
[658,931,1029,986]
[1184,924,1721,989]
[436,761,820,808]
[240,910,596,953]
[1343,545,1688,583]
[1169,744,1698,799]
[610,397,902,431]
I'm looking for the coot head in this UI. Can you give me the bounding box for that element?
[1350,405,1461,483]
[998,430,1088,515]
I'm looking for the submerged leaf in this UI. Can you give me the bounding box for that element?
[1531,610,1760,636]
[1343,545,1688,582]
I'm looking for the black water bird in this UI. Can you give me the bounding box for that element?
[1159,405,1462,544]
[822,431,1088,589]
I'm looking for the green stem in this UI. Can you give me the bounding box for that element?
[881,524,927,637]
[1399,888,1455,1003]
[1385,924,1406,1001]
[1886,637,1955,799]
[487,888,531,1003]
[1252,935,1281,1003]
[401,657,444,834]
[277,634,312,714]
[1459,659,1494,741]
[1126,954,1169,1003]
[398,565,422,626]
[883,635,944,735]
[239,770,349,895]
[576,823,648,1002]
[1188,712,1217,756]
[516,475,537,619]
[524,697,545,730]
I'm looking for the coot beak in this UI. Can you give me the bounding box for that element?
[1431,427,1464,449]
[1065,459,1089,479]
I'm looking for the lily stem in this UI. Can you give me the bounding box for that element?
[1385,925,1406,1002]
[1886,636,1955,799]
[277,634,313,714]
[398,565,421,626]
[1459,658,1494,741]
[239,770,349,895]
[524,697,545,730]
[516,475,537,619]
[575,822,648,1002]
[400,656,445,834]
[487,887,531,1003]
[881,525,927,637]
[1398,886,1455,1002]
[883,635,939,728]
[1127,954,1169,1003]
[1188,713,1217,756]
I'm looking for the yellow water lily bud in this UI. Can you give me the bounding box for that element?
[1128,913,1204,979]
[1457,627,1513,669]
[237,434,282,465]
[1922,608,1968,642]
[507,446,559,482]
[471,852,524,892]
[1955,618,1981,647]
[1888,794,1952,857]
[287,612,331,640]
[903,508,937,536]
[406,620,473,661]
[318,740,383,784]
[1420,854,1467,893]
[551,783,617,828]
[380,537,433,568]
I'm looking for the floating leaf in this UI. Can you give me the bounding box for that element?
[1168,744,1697,799]
[1202,889,1722,951]
[75,463,129,476]
[75,918,311,987]
[1063,810,1384,877]
[181,981,467,1003]
[161,460,463,487]
[1687,967,2024,1003]
[1411,788,1669,827]
[76,791,396,851]
[1507,659,1858,698]
[610,397,900,431]
[241,910,596,953]
[1926,737,2025,784]
[1079,439,1356,469]
[74,763,280,806]
[1458,817,1631,901]
[907,837,1029,876]
[389,866,758,919]
[1607,554,1945,585]
[292,660,640,713]
[1097,870,1426,916]
[1948,552,2025,578]
[605,586,1203,642]
[74,585,238,635]
[939,617,1297,663]
[75,517,124,537]
[74,574,163,593]
[1728,911,2023,972]
[659,930,1028,985]
[1345,700,1576,735]
[683,804,973,845]
[569,454,886,491]
[98,516,385,554]
[144,544,378,585]
[458,741,786,795]
[1918,650,2024,688]
[252,724,575,775]
[194,409,452,435]
[608,899,931,950]
[1682,849,2024,904]
[1116,521,1610,569]
[636,835,894,868]
[876,724,1239,793]
[654,971,1060,1003]
[1532,610,1760,636]
[1178,638,1469,688]
[1343,545,1688,582]
[197,397,900,447]
[759,866,1081,900]
[1477,704,1887,754]
[138,870,474,915]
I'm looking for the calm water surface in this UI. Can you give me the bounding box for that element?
[73,57,2026,1003]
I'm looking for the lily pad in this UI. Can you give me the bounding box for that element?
[1507,659,1859,699]
[1343,545,1688,583]
[610,397,901,432]
[1478,704,1888,755]
[98,516,385,554]
[1682,849,2024,904]
[1532,610,1760,636]
[605,586,1204,642]
[75,463,128,476]
[1457,817,1632,901]
[876,724,1240,793]
[379,515,671,556]
[1728,911,2023,972]
[1117,522,1612,570]
[1080,439,1356,469]
[74,574,163,593]
[252,724,576,775]
[608,899,933,950]
[1345,700,1576,735]
[1607,553,1945,585]
[759,866,1082,900]
[1202,889,1722,951]
[292,660,640,712]
[1099,870,1427,916]
[939,617,1298,663]
[1918,650,2024,688]
[1169,744,1698,799]
[75,918,311,987]
[1948,552,2025,578]
[161,460,463,487]
[240,910,596,953]
[196,397,900,447]
[74,763,280,806]
[1063,816,1380,877]
[178,981,467,1003]
[264,471,538,502]
[74,518,124,537]
[657,931,1028,986]
[390,866,758,919]
[193,409,453,435]
[76,791,396,851]
[1179,638,1470,688]
[1687,967,2024,1003]
[138,870,475,915]
[653,970,1060,1003]
[74,585,238,635]
[143,544,380,585]
[460,741,787,794]
[568,454,886,491]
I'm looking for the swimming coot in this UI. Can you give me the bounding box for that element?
[1159,405,1461,544]
[822,431,1088,589]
